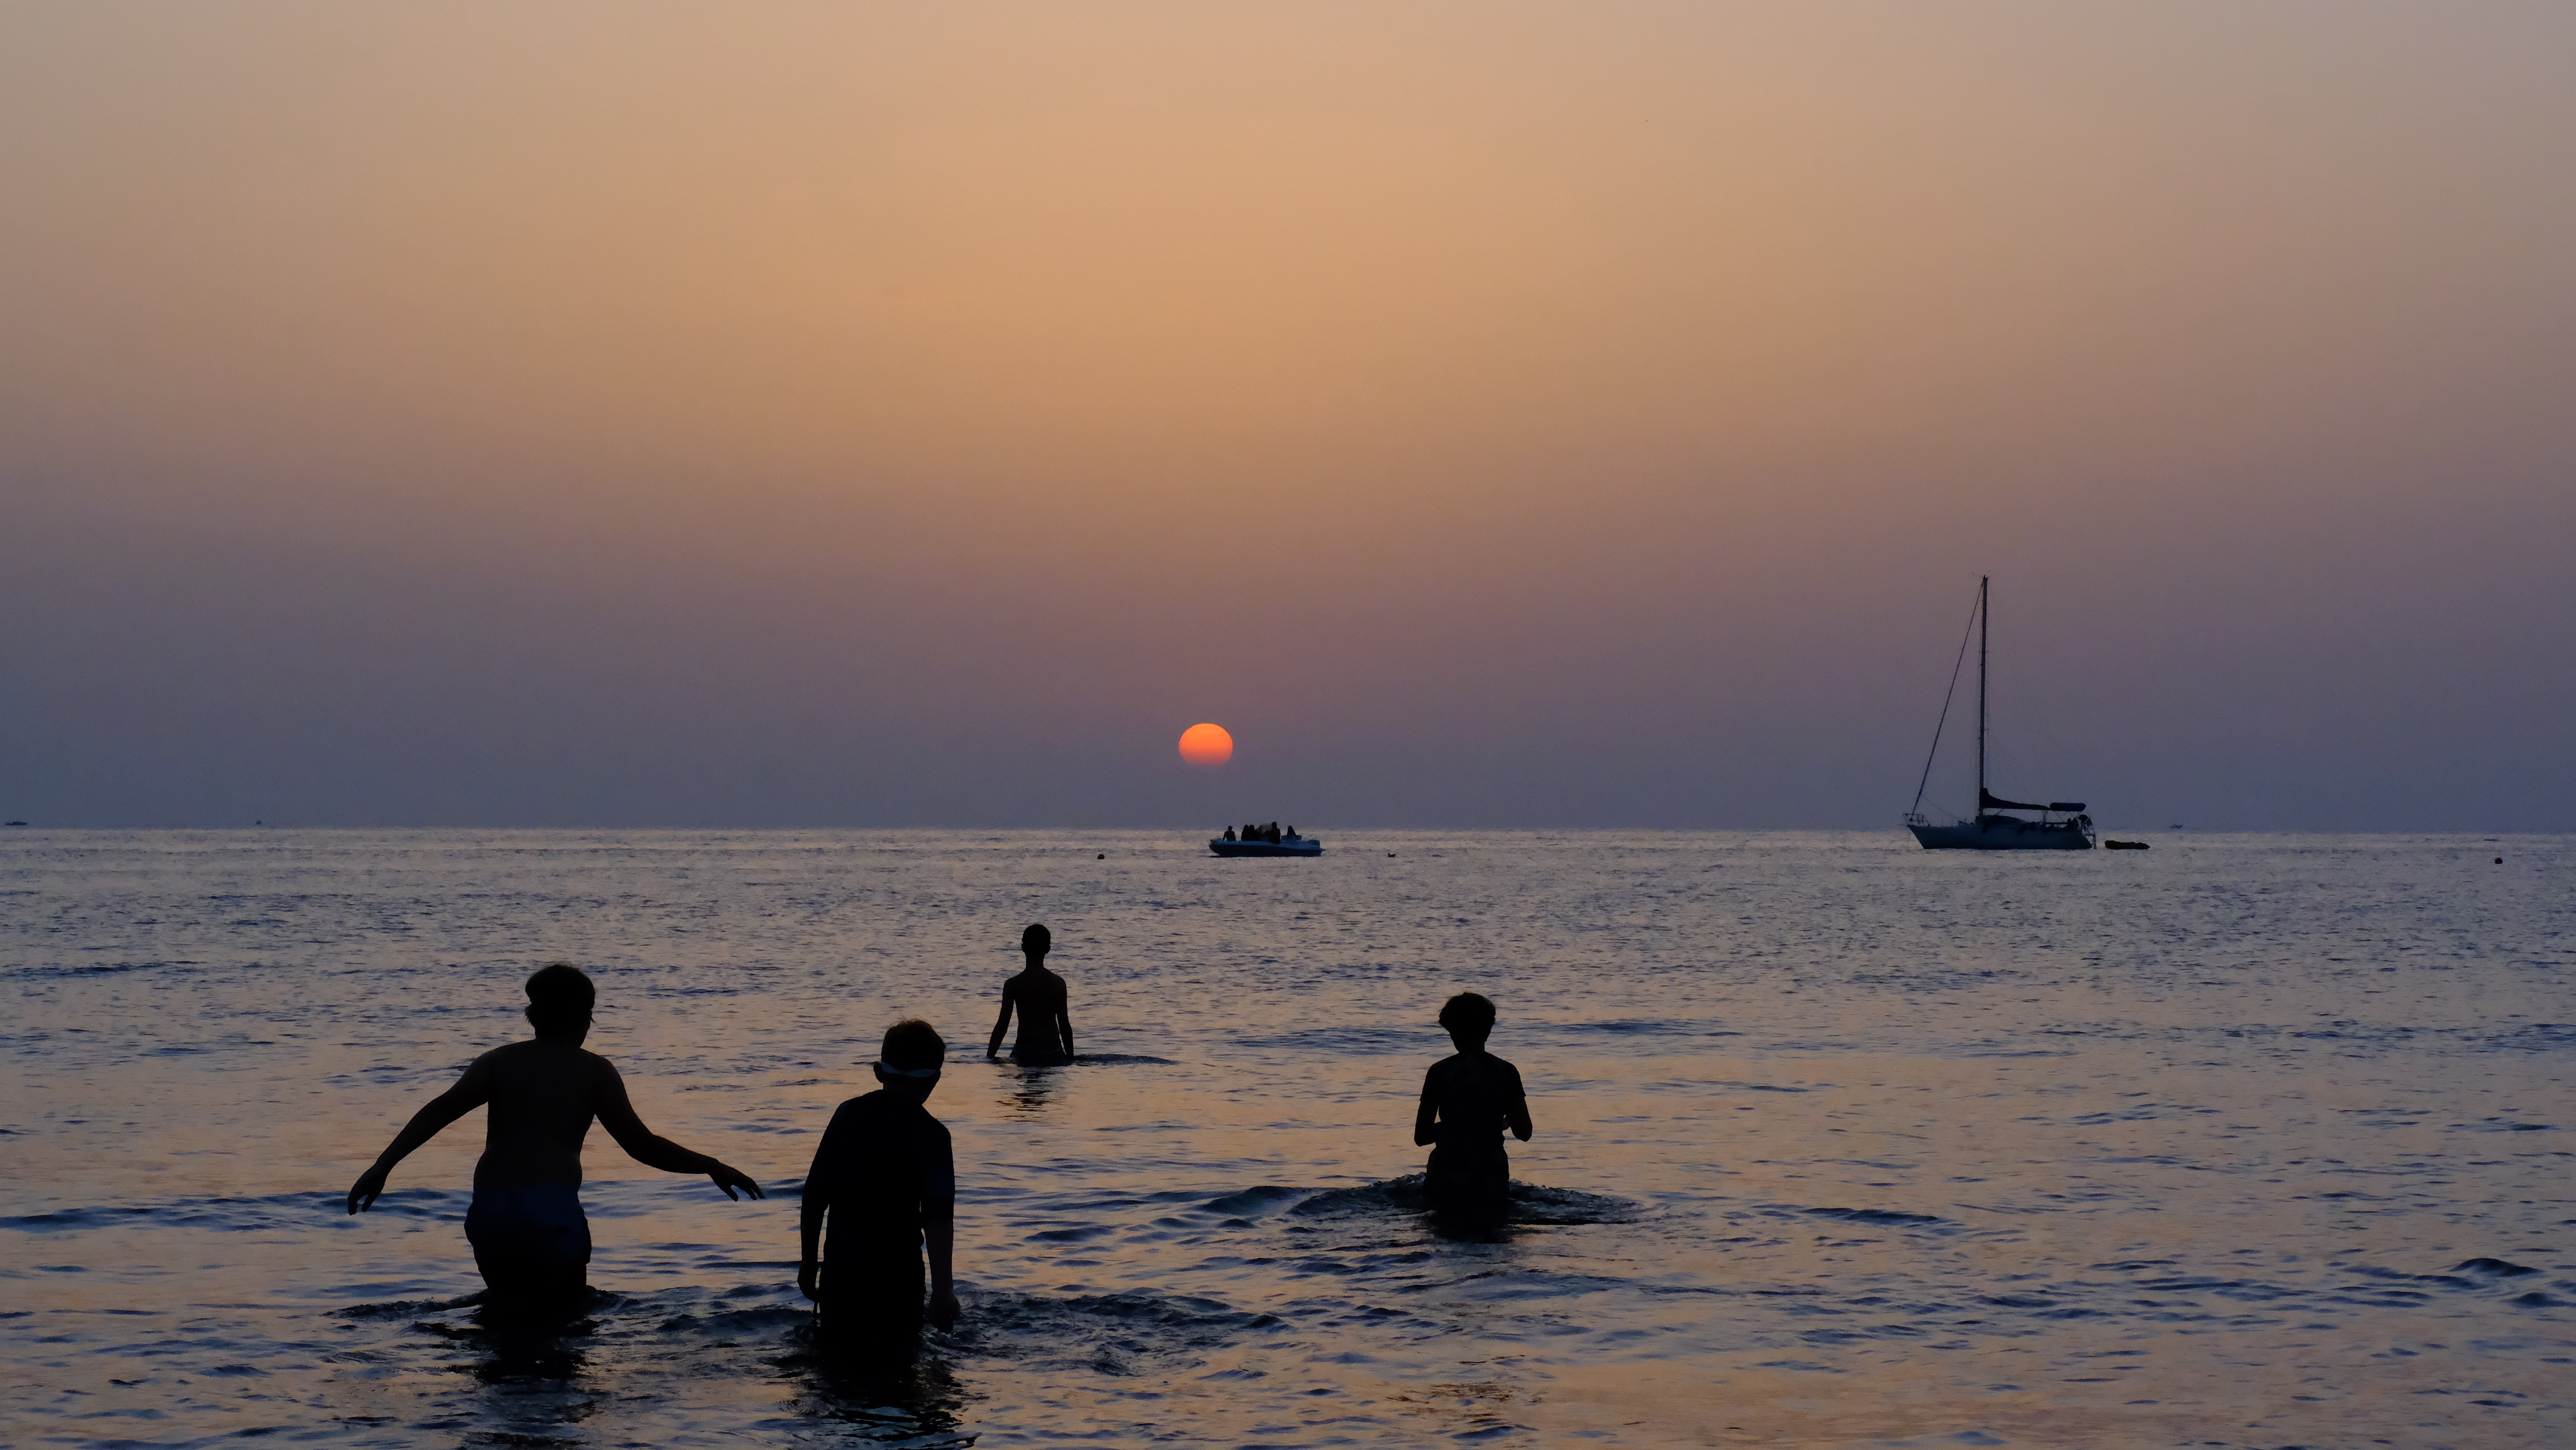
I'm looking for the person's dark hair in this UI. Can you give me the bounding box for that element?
[525,962,594,1036]
[1438,992,1496,1037]
[1022,923,1051,954]
[883,1018,947,1070]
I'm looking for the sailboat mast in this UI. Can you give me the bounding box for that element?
[1976,575,1988,815]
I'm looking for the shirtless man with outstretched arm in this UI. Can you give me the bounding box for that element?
[345,964,765,1311]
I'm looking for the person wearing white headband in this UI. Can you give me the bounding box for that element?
[799,1018,959,1350]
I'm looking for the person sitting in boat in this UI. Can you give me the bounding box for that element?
[1222,827,1236,842]
[1285,825,1299,841]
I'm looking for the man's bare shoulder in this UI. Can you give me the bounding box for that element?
[478,1039,616,1085]
[478,1039,609,1063]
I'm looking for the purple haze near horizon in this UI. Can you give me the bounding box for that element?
[2,3,2571,830]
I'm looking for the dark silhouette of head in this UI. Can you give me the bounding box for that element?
[874,1018,947,1102]
[1438,991,1496,1052]
[1022,923,1051,962]
[525,962,594,1042]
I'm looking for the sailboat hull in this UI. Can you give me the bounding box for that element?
[1908,815,2094,851]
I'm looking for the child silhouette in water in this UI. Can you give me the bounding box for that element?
[800,1018,959,1351]
[986,924,1075,1066]
[1413,992,1532,1220]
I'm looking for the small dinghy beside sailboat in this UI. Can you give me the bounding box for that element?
[1904,576,2096,851]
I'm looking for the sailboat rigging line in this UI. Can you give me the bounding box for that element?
[1909,582,1984,818]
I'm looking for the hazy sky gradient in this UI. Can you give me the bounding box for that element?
[4,2,2571,828]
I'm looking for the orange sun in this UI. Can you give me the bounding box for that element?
[1177,722,1234,768]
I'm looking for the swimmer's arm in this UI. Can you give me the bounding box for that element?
[986,979,1018,1059]
[1506,1064,1533,1142]
[925,1149,959,1329]
[346,1052,496,1213]
[797,1189,828,1273]
[1056,995,1074,1059]
[593,1061,767,1200]
[793,1189,824,1282]
[1412,1071,1442,1147]
[796,1196,826,1304]
[926,1215,958,1330]
[796,1116,843,1303]
[796,1176,829,1303]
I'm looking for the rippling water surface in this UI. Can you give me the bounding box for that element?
[3,829,2571,1447]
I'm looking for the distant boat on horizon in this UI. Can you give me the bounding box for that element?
[1904,576,2096,851]
[1210,824,1323,857]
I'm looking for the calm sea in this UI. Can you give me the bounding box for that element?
[2,829,2569,1448]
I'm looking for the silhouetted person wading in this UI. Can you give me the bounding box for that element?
[800,1019,960,1350]
[986,924,1075,1066]
[1414,992,1533,1221]
[343,964,765,1314]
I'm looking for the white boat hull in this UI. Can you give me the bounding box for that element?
[1209,838,1322,857]
[1907,815,2094,851]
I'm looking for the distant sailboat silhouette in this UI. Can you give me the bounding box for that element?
[1905,577,2095,851]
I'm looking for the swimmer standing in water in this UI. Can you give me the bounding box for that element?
[800,1018,960,1351]
[986,924,1075,1066]
[1413,992,1532,1223]
[343,964,766,1314]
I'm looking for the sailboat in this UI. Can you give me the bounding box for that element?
[1904,577,2095,850]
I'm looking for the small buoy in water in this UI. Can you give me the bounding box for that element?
[2495,857,2503,864]
[1387,851,1396,857]
[1097,853,1106,860]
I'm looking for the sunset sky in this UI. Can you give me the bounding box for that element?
[3,2,2570,829]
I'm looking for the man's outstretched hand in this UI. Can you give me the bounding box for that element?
[346,1167,389,1215]
[797,1260,823,1303]
[708,1162,766,1201]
